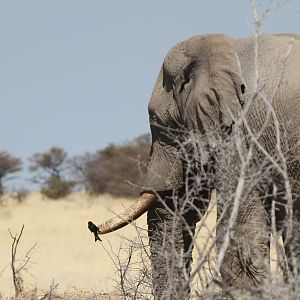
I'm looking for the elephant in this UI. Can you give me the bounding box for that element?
[91,33,300,299]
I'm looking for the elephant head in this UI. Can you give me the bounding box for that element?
[98,33,246,228]
[93,34,247,298]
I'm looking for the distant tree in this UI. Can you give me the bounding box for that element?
[132,133,152,146]
[0,152,22,195]
[71,133,151,197]
[71,152,94,191]
[29,147,75,199]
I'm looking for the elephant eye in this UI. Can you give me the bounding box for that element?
[241,84,246,94]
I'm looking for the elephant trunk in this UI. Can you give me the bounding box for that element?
[97,192,156,234]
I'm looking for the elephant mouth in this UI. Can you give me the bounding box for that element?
[93,192,157,235]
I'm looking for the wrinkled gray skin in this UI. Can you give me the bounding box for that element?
[144,33,300,299]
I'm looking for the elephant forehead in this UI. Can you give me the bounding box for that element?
[185,34,234,57]
[185,34,242,75]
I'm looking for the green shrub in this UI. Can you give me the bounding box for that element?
[29,147,74,199]
[41,176,75,199]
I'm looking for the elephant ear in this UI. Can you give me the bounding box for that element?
[186,34,247,131]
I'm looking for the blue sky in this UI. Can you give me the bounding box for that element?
[0,1,299,189]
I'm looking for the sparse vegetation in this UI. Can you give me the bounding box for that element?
[8,225,37,298]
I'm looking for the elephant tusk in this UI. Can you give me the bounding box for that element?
[94,192,156,235]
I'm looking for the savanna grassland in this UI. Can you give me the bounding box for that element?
[0,192,278,299]
[0,193,148,299]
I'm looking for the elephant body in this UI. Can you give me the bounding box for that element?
[145,34,300,298]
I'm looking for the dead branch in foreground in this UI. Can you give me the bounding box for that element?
[8,225,37,298]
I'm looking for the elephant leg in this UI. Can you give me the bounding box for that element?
[282,195,300,279]
[273,170,300,280]
[217,196,270,288]
[147,198,197,300]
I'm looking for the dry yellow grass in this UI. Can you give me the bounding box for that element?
[0,192,278,299]
[0,192,150,298]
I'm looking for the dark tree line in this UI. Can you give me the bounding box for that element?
[0,134,151,199]
[72,134,150,197]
